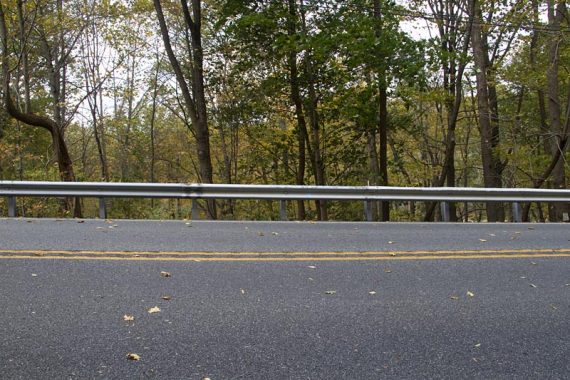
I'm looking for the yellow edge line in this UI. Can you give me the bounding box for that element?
[0,248,569,256]
[0,253,568,262]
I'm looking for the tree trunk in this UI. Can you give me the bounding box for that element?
[154,0,216,218]
[546,0,567,221]
[374,0,389,221]
[287,0,308,220]
[470,0,504,222]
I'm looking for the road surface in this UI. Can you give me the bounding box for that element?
[0,219,568,379]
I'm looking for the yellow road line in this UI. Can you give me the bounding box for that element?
[0,248,569,257]
[0,253,568,262]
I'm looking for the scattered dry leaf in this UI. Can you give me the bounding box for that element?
[467,291,475,297]
[126,353,140,361]
[389,252,397,257]
[388,241,396,244]
[162,296,172,301]
[307,265,316,269]
[258,232,265,236]
[478,239,487,242]
[31,273,38,277]
[474,343,481,348]
[240,289,245,294]
[271,232,279,236]
[384,268,392,273]
[368,291,377,295]
[529,284,537,288]
[123,315,135,321]
[550,304,558,310]
[531,262,537,265]
[450,296,459,300]
[160,271,171,278]
[527,227,535,230]
[148,306,161,314]
[324,290,337,295]
[488,233,496,237]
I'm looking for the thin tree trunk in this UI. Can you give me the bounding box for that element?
[470,0,504,222]
[374,0,389,221]
[546,0,566,221]
[154,0,216,218]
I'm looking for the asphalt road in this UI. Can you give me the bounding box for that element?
[0,219,569,379]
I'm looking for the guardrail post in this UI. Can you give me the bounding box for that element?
[364,200,373,222]
[440,202,450,222]
[512,202,522,223]
[191,199,200,220]
[279,200,287,221]
[8,196,16,217]
[98,197,107,219]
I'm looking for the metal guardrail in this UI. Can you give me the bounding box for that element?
[1,181,570,221]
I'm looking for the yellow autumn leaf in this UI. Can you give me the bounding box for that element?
[148,306,161,314]
[127,353,140,361]
[162,295,172,301]
[467,291,475,297]
[123,315,135,321]
[160,271,171,277]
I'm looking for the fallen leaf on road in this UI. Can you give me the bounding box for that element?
[240,289,245,294]
[450,296,459,300]
[148,306,161,314]
[467,291,475,297]
[389,252,397,257]
[384,268,392,273]
[388,241,396,244]
[369,291,377,295]
[160,271,171,277]
[258,232,265,236]
[123,315,135,321]
[324,290,337,295]
[531,262,537,265]
[550,304,558,310]
[474,343,481,348]
[488,234,496,237]
[31,273,38,277]
[529,284,537,288]
[271,232,279,236]
[478,239,487,242]
[527,227,535,230]
[161,296,172,301]
[126,353,140,361]
[307,265,316,269]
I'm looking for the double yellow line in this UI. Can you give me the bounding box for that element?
[0,248,569,262]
